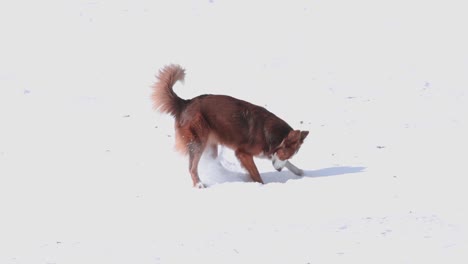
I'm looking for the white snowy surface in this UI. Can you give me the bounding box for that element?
[1,0,468,263]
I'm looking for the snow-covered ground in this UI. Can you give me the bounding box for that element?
[1,0,467,263]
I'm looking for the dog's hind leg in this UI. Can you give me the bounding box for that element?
[188,141,206,188]
[186,114,211,188]
[235,150,264,184]
[285,161,304,176]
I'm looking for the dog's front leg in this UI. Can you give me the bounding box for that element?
[285,161,304,176]
[235,150,264,184]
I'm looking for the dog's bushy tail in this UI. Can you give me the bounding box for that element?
[152,64,186,117]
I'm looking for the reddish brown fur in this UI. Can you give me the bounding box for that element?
[152,64,309,188]
[152,64,186,116]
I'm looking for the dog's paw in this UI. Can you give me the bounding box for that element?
[285,161,304,176]
[194,182,206,189]
[295,169,304,176]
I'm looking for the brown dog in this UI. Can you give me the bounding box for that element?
[152,64,308,188]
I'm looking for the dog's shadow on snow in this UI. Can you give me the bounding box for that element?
[200,156,366,186]
[262,166,367,184]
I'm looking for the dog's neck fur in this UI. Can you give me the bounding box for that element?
[263,116,292,157]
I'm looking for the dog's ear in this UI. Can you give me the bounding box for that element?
[300,131,309,142]
[281,130,307,148]
[286,130,301,143]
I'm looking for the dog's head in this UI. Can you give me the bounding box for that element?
[272,130,309,171]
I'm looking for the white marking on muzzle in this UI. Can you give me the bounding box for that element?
[272,153,288,171]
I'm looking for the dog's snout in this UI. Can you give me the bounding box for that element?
[272,153,287,171]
